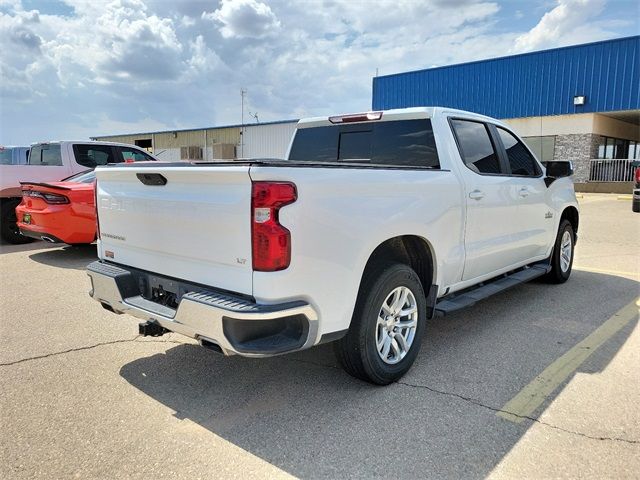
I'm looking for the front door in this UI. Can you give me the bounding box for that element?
[450,118,524,281]
[493,126,554,260]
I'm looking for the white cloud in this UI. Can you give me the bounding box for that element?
[513,0,607,52]
[0,0,634,145]
[203,0,280,39]
[46,0,184,84]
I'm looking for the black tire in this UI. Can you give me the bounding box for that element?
[334,262,427,385]
[544,219,574,284]
[1,199,34,245]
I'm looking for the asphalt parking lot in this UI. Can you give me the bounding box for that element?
[1,194,638,479]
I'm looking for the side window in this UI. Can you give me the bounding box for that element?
[497,128,541,176]
[73,144,116,168]
[29,144,63,166]
[119,147,156,162]
[0,149,11,165]
[450,119,501,174]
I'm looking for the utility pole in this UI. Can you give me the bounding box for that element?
[240,88,247,158]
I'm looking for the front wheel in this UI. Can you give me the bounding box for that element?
[334,262,426,385]
[544,219,575,284]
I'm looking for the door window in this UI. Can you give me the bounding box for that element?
[118,147,156,162]
[450,119,501,174]
[497,128,541,177]
[73,144,116,168]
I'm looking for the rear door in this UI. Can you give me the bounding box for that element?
[95,164,254,295]
[450,118,523,281]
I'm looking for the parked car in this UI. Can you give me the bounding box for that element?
[632,161,640,213]
[87,107,578,384]
[16,170,97,245]
[0,146,30,165]
[0,141,157,244]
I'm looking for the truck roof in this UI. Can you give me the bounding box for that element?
[296,106,498,129]
[30,140,149,148]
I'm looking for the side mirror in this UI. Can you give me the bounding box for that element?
[544,161,573,186]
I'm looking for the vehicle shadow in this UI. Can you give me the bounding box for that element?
[119,271,638,478]
[0,238,57,255]
[28,244,97,270]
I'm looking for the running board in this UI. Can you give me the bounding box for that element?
[435,263,551,316]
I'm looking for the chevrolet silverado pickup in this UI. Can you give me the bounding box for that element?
[87,107,578,384]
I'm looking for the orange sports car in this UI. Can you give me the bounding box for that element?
[16,170,97,245]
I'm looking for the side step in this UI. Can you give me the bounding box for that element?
[435,263,551,316]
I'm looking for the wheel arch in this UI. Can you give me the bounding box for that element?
[360,235,436,295]
[560,206,579,236]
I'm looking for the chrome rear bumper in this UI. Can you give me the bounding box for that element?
[87,261,318,357]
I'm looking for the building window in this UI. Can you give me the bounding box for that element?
[135,139,153,152]
[180,146,203,160]
[597,136,639,159]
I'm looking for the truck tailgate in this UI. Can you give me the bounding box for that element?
[95,165,253,296]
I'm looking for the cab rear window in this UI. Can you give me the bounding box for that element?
[29,144,63,166]
[288,119,440,168]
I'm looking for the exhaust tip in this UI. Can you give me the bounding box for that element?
[199,338,224,355]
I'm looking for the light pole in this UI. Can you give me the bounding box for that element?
[240,88,247,158]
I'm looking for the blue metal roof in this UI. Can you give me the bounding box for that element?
[372,36,639,118]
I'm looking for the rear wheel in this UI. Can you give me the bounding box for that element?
[334,262,426,385]
[544,219,574,284]
[1,200,34,244]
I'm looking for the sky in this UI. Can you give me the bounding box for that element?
[1,0,638,144]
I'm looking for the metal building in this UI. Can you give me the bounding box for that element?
[92,119,298,162]
[372,36,640,189]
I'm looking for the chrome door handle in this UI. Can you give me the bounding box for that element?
[519,187,530,197]
[469,189,485,200]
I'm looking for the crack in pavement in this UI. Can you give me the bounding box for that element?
[396,379,640,445]
[2,338,637,446]
[0,336,186,367]
[279,357,640,446]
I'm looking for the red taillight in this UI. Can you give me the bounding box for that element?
[22,190,69,204]
[251,181,297,272]
[635,167,640,184]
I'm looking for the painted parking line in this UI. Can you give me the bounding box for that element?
[497,297,640,424]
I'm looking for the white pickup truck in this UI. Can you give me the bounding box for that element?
[87,107,578,384]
